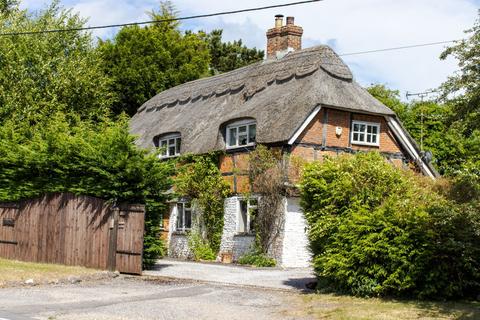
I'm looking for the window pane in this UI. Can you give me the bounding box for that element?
[359,133,365,141]
[161,140,167,156]
[228,128,237,146]
[372,126,378,134]
[353,133,359,141]
[359,124,366,132]
[248,124,256,143]
[176,204,184,230]
[239,134,247,146]
[239,126,247,133]
[353,124,360,132]
[239,201,248,233]
[169,146,175,156]
[249,207,257,233]
[372,135,377,144]
[184,209,192,230]
[176,138,181,154]
[367,134,371,143]
[248,199,258,233]
[367,125,373,134]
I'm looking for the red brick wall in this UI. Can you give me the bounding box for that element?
[298,108,401,153]
[219,108,406,191]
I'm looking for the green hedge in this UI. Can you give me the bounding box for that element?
[300,152,480,299]
[0,112,174,269]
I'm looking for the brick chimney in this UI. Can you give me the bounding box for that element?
[266,15,303,59]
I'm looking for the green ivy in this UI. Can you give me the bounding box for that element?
[174,153,230,255]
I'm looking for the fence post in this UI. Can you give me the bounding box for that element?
[107,205,119,271]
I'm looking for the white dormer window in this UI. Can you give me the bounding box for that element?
[351,121,380,146]
[226,120,256,149]
[158,133,181,158]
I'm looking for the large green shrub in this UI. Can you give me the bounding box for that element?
[0,112,174,269]
[300,152,480,299]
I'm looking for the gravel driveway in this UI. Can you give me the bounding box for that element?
[144,258,316,291]
[0,277,311,320]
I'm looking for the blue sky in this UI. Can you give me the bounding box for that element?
[21,0,479,99]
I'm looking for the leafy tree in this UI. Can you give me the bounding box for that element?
[205,29,264,75]
[368,84,464,174]
[440,11,480,174]
[98,2,210,116]
[0,0,18,14]
[440,11,480,134]
[0,1,114,123]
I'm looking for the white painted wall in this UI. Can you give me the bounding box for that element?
[167,196,312,267]
[281,197,312,268]
[218,197,255,261]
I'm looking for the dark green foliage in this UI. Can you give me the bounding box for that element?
[175,153,230,255]
[0,113,174,268]
[98,2,210,116]
[143,221,166,269]
[300,153,480,299]
[206,29,264,75]
[238,249,276,267]
[99,2,264,116]
[0,0,18,14]
[367,84,475,175]
[369,13,480,177]
[440,11,480,136]
[0,1,114,123]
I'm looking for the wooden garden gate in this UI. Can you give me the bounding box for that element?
[0,193,145,275]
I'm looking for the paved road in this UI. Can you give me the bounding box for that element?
[0,277,311,320]
[144,258,316,291]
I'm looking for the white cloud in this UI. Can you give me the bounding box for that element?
[20,0,479,97]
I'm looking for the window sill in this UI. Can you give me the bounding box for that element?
[225,145,256,153]
[159,155,180,160]
[172,231,190,236]
[351,142,380,147]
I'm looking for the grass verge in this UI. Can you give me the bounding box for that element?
[285,293,480,320]
[0,258,100,287]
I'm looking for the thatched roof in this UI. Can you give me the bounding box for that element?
[130,45,395,154]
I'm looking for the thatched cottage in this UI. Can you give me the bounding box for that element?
[131,15,437,267]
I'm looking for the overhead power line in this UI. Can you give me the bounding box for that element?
[338,40,459,57]
[0,0,323,37]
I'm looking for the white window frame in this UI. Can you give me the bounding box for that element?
[158,133,181,158]
[226,120,256,149]
[237,197,258,234]
[176,202,192,232]
[351,120,381,146]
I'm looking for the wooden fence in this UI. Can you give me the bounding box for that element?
[0,193,145,275]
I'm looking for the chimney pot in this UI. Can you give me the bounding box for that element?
[266,15,303,59]
[275,14,284,28]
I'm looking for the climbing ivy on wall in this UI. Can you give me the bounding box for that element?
[174,153,231,256]
[247,145,285,258]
